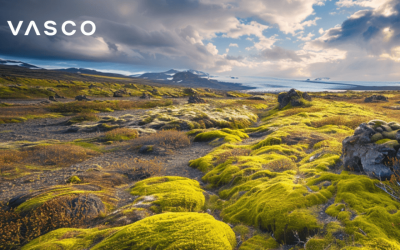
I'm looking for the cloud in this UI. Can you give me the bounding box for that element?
[0,0,325,73]
[336,0,392,8]
[233,0,325,34]
[301,0,400,80]
[206,43,219,55]
[255,46,303,62]
[1,0,398,80]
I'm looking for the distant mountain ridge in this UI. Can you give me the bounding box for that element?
[136,69,208,80]
[0,59,40,69]
[0,59,254,90]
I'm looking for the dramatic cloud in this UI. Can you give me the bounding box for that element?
[0,0,399,80]
[303,0,400,80]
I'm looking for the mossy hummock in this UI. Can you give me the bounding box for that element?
[130,176,205,213]
[22,213,236,250]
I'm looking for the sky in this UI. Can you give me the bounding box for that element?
[0,0,400,81]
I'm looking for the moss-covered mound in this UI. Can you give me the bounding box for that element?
[130,176,205,213]
[239,234,279,250]
[194,128,249,144]
[221,173,330,244]
[70,103,257,133]
[22,213,236,250]
[307,171,400,249]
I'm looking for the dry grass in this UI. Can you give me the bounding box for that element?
[214,148,252,165]
[0,105,53,123]
[311,115,374,129]
[262,158,297,172]
[0,195,89,248]
[109,158,164,181]
[67,112,99,124]
[105,128,138,141]
[131,130,190,152]
[0,144,98,178]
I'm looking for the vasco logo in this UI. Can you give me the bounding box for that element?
[7,20,96,36]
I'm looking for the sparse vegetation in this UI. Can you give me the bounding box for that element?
[0,144,98,179]
[131,130,190,153]
[49,99,173,114]
[67,112,99,124]
[4,77,400,249]
[109,158,164,181]
[0,195,91,248]
[104,128,138,141]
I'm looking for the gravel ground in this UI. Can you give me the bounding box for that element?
[0,141,213,203]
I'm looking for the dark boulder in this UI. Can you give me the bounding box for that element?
[113,89,128,97]
[188,96,207,104]
[364,95,388,103]
[75,95,91,101]
[55,93,65,99]
[49,96,57,102]
[140,93,151,99]
[139,145,154,154]
[152,88,160,95]
[277,88,312,109]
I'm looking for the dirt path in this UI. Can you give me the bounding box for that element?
[0,109,149,143]
[0,141,214,203]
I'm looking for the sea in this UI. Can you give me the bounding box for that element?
[210,75,400,93]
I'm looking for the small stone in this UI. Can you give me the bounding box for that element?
[390,124,400,130]
[371,133,383,142]
[75,95,91,101]
[49,96,57,102]
[139,145,154,154]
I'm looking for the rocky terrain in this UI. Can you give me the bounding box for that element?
[1,70,400,250]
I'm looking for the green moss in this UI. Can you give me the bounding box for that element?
[194,129,248,143]
[221,173,330,243]
[15,187,83,213]
[239,234,279,250]
[130,176,205,212]
[252,136,283,150]
[94,212,236,250]
[307,172,400,248]
[375,138,392,145]
[382,130,399,139]
[104,128,138,141]
[67,176,81,184]
[22,227,121,250]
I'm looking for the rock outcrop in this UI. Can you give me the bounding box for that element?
[364,95,388,103]
[277,88,312,109]
[75,95,91,101]
[342,120,400,179]
[113,89,128,97]
[49,96,57,102]
[140,93,151,99]
[188,96,207,104]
